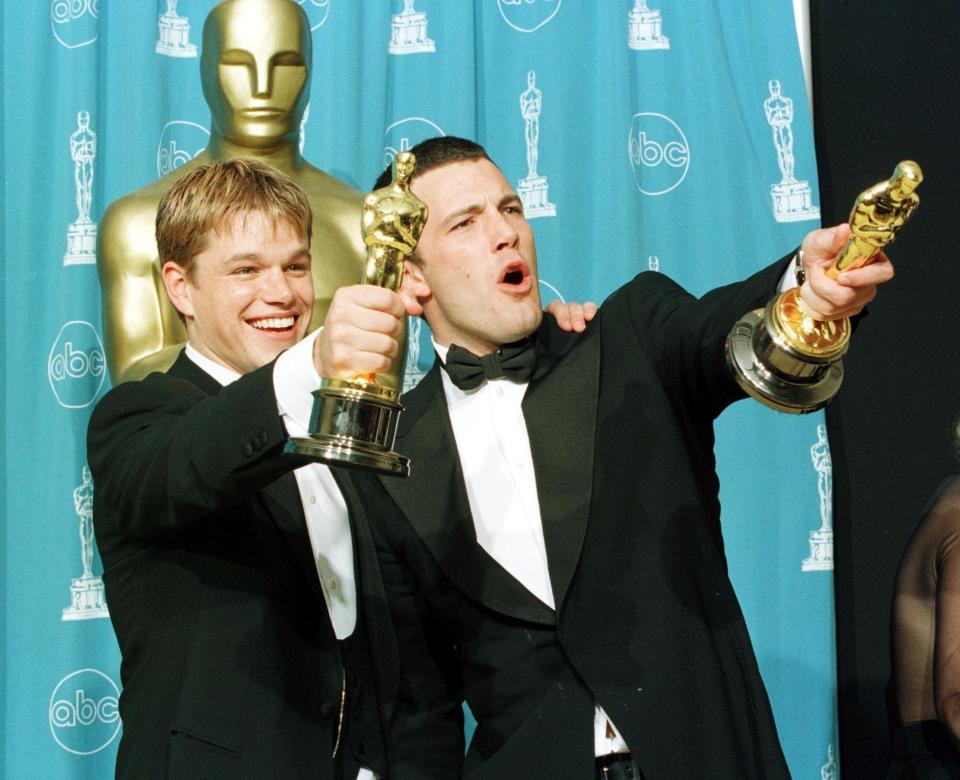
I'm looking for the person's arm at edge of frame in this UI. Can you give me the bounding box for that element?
[934,502,960,750]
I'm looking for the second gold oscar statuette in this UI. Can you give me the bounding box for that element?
[726,161,922,413]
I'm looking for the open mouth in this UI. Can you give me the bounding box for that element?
[498,262,531,291]
[248,315,298,335]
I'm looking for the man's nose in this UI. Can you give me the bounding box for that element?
[491,212,520,252]
[260,267,295,304]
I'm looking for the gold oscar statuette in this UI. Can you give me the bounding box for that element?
[285,152,427,476]
[726,160,922,413]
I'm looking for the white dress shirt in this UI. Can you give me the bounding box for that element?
[187,339,357,638]
[185,340,375,780]
[434,341,630,757]
[434,266,799,757]
[273,333,357,640]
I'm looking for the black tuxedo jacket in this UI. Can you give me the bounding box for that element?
[354,258,796,778]
[87,352,394,779]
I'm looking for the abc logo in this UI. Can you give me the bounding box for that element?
[538,277,565,308]
[156,120,209,178]
[48,321,106,409]
[627,113,690,196]
[295,0,331,31]
[497,0,562,33]
[48,668,120,755]
[50,0,99,49]
[383,117,445,170]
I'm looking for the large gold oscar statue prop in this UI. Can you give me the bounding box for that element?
[727,161,922,413]
[286,152,427,477]
[96,0,401,387]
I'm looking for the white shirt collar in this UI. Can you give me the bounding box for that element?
[432,338,449,364]
[184,343,242,387]
[433,337,534,406]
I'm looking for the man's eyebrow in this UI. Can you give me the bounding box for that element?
[286,248,312,263]
[439,194,521,228]
[218,245,310,268]
[220,248,312,268]
[438,201,483,229]
[219,252,260,268]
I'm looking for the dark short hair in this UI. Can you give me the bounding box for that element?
[373,136,492,190]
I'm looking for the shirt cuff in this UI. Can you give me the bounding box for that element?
[777,249,803,293]
[274,328,322,436]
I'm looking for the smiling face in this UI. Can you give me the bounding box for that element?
[201,0,311,150]
[163,212,313,374]
[404,158,542,355]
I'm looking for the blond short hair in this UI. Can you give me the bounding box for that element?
[156,158,312,277]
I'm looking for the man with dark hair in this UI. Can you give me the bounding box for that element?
[321,136,895,777]
[88,159,403,779]
[372,136,491,191]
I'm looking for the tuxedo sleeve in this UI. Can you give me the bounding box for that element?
[609,251,794,420]
[87,361,298,541]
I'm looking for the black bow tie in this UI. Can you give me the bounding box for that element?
[442,340,536,391]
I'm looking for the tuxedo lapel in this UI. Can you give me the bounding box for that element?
[379,367,555,626]
[256,471,329,608]
[168,350,327,610]
[524,318,600,612]
[166,349,222,394]
[332,469,400,725]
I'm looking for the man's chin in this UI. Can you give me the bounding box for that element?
[500,312,542,344]
[251,335,300,364]
[255,349,288,370]
[523,308,544,337]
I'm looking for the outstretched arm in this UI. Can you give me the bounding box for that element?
[87,360,297,541]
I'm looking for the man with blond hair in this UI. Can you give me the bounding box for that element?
[87,159,401,779]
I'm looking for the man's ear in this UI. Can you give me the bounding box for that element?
[400,259,430,316]
[161,261,195,319]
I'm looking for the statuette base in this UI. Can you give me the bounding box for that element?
[628,11,669,50]
[62,575,109,621]
[771,180,820,223]
[769,288,851,360]
[389,12,435,55]
[64,220,98,266]
[156,15,197,57]
[518,176,556,218]
[285,378,410,477]
[726,307,844,414]
[802,528,834,572]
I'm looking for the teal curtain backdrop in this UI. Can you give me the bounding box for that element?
[2,1,838,776]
